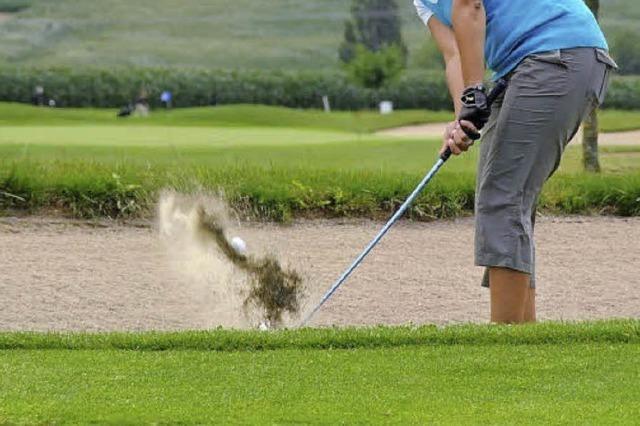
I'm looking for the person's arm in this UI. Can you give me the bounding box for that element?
[428,18,464,116]
[445,0,492,155]
[428,18,475,156]
[451,0,486,86]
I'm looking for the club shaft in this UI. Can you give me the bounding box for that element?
[301,157,447,326]
[301,79,508,327]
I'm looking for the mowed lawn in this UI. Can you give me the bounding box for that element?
[1,104,639,220]
[0,103,637,133]
[1,321,639,424]
[2,126,640,174]
[1,107,638,175]
[1,104,638,173]
[0,103,454,133]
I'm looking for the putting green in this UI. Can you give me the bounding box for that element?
[0,125,362,147]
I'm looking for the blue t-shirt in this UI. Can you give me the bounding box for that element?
[415,0,608,80]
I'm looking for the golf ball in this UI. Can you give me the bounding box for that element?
[230,236,247,256]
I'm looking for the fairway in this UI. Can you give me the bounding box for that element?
[0,125,359,147]
[0,103,453,132]
[1,322,639,424]
[0,103,636,133]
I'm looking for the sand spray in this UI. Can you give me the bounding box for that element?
[157,192,304,328]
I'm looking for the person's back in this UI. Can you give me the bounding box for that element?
[415,0,607,79]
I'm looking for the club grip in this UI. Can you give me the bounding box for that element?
[461,126,482,141]
[440,147,453,161]
[440,79,508,162]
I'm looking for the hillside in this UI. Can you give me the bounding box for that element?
[0,0,637,70]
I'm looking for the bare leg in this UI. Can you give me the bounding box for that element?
[490,267,533,324]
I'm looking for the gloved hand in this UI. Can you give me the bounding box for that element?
[458,85,490,139]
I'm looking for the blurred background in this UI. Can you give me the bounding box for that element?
[0,0,637,110]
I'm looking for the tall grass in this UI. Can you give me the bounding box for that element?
[0,160,478,220]
[2,158,639,221]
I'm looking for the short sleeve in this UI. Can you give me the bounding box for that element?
[414,0,434,26]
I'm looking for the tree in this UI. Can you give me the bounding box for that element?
[339,0,408,65]
[339,21,358,64]
[345,45,405,88]
[582,0,601,173]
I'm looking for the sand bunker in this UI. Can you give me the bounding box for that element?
[0,215,639,331]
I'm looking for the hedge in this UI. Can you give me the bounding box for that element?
[604,75,640,110]
[0,66,637,110]
[0,0,31,12]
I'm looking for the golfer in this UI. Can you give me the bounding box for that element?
[414,0,617,323]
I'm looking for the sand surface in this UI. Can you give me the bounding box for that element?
[1,216,639,331]
[379,124,640,146]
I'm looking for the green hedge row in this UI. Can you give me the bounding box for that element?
[606,76,640,110]
[0,0,31,12]
[0,67,638,110]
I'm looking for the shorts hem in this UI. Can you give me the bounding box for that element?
[475,255,532,275]
[476,255,534,289]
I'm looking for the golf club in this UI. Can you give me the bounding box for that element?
[301,79,508,326]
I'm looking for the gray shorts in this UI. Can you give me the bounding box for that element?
[476,47,618,288]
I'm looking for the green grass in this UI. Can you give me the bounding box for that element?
[0,126,637,173]
[2,320,639,351]
[1,107,639,219]
[0,103,637,133]
[1,321,639,424]
[0,0,637,71]
[599,109,640,132]
[0,103,453,132]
